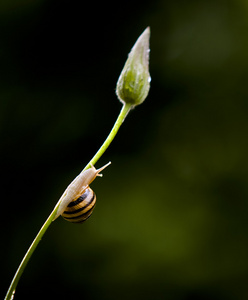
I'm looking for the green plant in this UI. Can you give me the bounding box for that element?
[5,27,150,300]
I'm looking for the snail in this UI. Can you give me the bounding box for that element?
[53,162,111,223]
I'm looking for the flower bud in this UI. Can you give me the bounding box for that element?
[116,27,151,106]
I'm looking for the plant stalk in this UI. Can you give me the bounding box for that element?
[84,103,132,170]
[5,103,132,300]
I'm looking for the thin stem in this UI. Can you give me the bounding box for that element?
[84,103,132,170]
[5,103,132,300]
[5,209,57,300]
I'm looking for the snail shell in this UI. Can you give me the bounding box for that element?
[62,187,96,223]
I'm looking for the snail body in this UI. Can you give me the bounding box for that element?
[53,162,111,221]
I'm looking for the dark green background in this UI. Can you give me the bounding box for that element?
[2,0,248,299]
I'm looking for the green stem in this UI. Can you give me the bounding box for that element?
[84,103,132,170]
[5,209,57,300]
[5,103,132,300]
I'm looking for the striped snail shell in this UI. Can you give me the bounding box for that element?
[62,187,96,223]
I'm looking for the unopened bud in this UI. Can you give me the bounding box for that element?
[116,27,151,106]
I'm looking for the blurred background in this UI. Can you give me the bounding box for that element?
[1,0,248,299]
